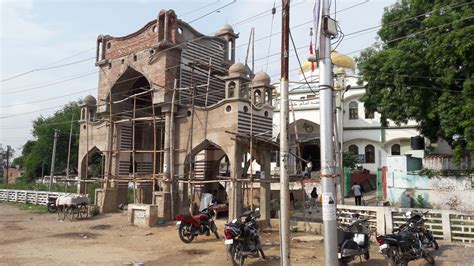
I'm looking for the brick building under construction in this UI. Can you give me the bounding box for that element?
[78,10,274,222]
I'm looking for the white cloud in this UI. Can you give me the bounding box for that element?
[0,0,57,41]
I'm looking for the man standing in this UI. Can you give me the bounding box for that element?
[351,182,363,206]
[305,159,312,178]
[310,187,319,213]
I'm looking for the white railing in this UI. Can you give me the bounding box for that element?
[337,205,474,244]
[0,189,76,206]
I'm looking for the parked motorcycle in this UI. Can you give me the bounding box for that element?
[337,213,371,265]
[175,204,219,243]
[47,195,58,213]
[376,224,435,266]
[224,208,265,266]
[404,211,439,250]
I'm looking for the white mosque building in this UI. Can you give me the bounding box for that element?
[271,51,422,174]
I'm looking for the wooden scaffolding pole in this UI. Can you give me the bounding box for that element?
[170,79,177,219]
[188,67,196,213]
[132,96,137,202]
[152,88,157,204]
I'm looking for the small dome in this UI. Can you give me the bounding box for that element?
[299,51,355,73]
[336,67,346,75]
[82,95,97,106]
[220,23,233,32]
[253,71,271,85]
[229,63,246,75]
[331,51,355,69]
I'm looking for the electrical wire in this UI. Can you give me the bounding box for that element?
[3,1,468,119]
[289,29,319,96]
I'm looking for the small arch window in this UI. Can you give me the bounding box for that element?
[349,101,358,120]
[254,90,262,105]
[227,40,233,60]
[240,84,248,99]
[152,25,157,33]
[177,27,183,35]
[265,90,271,103]
[348,145,358,155]
[365,144,375,164]
[228,81,236,98]
[391,144,401,155]
[107,42,111,49]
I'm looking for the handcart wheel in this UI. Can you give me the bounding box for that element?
[57,206,66,220]
[66,206,76,222]
[79,204,89,219]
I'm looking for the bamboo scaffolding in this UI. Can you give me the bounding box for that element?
[152,87,157,204]
[170,79,177,219]
[114,117,165,124]
[188,67,196,213]
[132,97,137,202]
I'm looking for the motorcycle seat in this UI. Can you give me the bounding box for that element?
[193,213,209,221]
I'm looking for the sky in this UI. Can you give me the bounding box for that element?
[0,0,396,156]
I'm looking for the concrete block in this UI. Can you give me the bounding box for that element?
[128,204,158,227]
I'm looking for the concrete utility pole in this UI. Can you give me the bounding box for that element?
[49,129,59,191]
[319,0,338,264]
[5,146,11,184]
[279,0,290,265]
[66,115,74,192]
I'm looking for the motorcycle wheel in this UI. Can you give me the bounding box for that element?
[47,204,58,213]
[432,239,439,250]
[363,251,370,260]
[239,254,245,266]
[226,244,239,266]
[259,248,266,259]
[423,251,435,265]
[178,224,195,243]
[338,259,349,266]
[387,247,400,266]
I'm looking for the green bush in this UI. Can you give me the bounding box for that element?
[415,194,426,208]
[90,205,100,216]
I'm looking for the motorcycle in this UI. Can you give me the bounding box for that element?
[337,213,371,265]
[224,208,265,266]
[404,211,439,250]
[376,224,435,266]
[175,204,220,243]
[47,195,58,213]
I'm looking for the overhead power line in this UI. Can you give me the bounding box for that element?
[0,57,95,83]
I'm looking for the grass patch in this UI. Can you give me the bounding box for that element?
[5,202,48,212]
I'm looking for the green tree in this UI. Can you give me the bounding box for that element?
[19,102,80,179]
[356,0,474,160]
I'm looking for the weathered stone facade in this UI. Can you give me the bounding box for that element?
[78,9,273,222]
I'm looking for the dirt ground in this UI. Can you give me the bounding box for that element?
[0,203,472,266]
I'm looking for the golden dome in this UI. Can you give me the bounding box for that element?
[300,51,355,72]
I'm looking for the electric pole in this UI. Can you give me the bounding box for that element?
[49,129,59,191]
[5,146,11,184]
[279,0,290,265]
[319,0,338,264]
[66,115,74,192]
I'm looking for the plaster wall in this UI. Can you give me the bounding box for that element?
[386,156,474,211]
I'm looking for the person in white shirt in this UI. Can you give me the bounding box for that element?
[305,160,312,178]
[351,182,363,206]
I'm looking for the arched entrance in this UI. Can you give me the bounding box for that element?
[80,146,104,179]
[109,67,160,179]
[184,141,230,215]
[287,119,321,173]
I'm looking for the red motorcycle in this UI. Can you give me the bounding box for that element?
[175,204,220,243]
